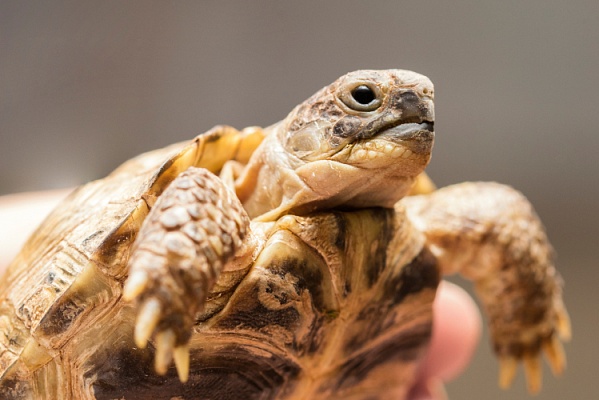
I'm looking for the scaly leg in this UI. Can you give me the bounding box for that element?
[401,182,570,394]
[123,167,250,382]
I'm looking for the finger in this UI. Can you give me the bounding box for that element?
[422,281,482,382]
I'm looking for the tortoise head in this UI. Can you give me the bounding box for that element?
[239,69,435,220]
[282,69,434,170]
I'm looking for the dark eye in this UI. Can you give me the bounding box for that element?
[340,84,382,112]
[351,85,376,105]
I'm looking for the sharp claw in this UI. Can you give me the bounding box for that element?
[174,345,190,383]
[523,354,542,394]
[134,298,161,348]
[543,335,566,376]
[155,329,176,375]
[498,356,518,390]
[123,271,149,301]
[556,305,572,341]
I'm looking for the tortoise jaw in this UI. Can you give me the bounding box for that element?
[379,121,435,155]
[344,120,434,165]
[383,121,434,141]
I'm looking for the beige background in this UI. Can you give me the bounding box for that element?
[1,1,597,398]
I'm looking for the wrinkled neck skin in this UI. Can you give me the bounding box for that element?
[235,123,416,222]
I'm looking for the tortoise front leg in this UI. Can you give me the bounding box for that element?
[123,167,250,382]
[401,182,571,394]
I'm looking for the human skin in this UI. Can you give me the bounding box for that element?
[0,190,481,400]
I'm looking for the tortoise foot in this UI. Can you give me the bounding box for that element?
[496,299,570,394]
[123,167,250,381]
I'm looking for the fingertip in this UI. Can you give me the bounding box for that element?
[422,281,482,382]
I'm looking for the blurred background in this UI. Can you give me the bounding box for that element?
[1,1,597,398]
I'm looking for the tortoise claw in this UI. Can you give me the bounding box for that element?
[123,271,149,301]
[134,298,161,349]
[543,335,566,376]
[174,345,190,383]
[523,354,542,395]
[154,329,176,375]
[555,301,572,341]
[498,356,518,390]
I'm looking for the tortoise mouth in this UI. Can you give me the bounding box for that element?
[377,119,434,141]
[343,122,434,166]
[373,120,434,155]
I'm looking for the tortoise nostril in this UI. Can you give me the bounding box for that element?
[421,87,434,99]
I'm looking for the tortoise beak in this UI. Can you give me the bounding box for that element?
[379,90,435,154]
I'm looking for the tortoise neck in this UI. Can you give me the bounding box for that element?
[234,130,418,222]
[235,134,309,222]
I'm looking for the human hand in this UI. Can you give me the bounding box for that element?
[0,190,482,400]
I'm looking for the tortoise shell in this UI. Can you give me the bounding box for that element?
[0,70,569,399]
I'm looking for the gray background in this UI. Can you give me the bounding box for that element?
[1,1,597,398]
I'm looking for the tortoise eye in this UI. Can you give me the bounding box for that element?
[351,85,376,105]
[340,84,382,112]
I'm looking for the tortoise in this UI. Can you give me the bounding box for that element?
[0,69,570,400]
